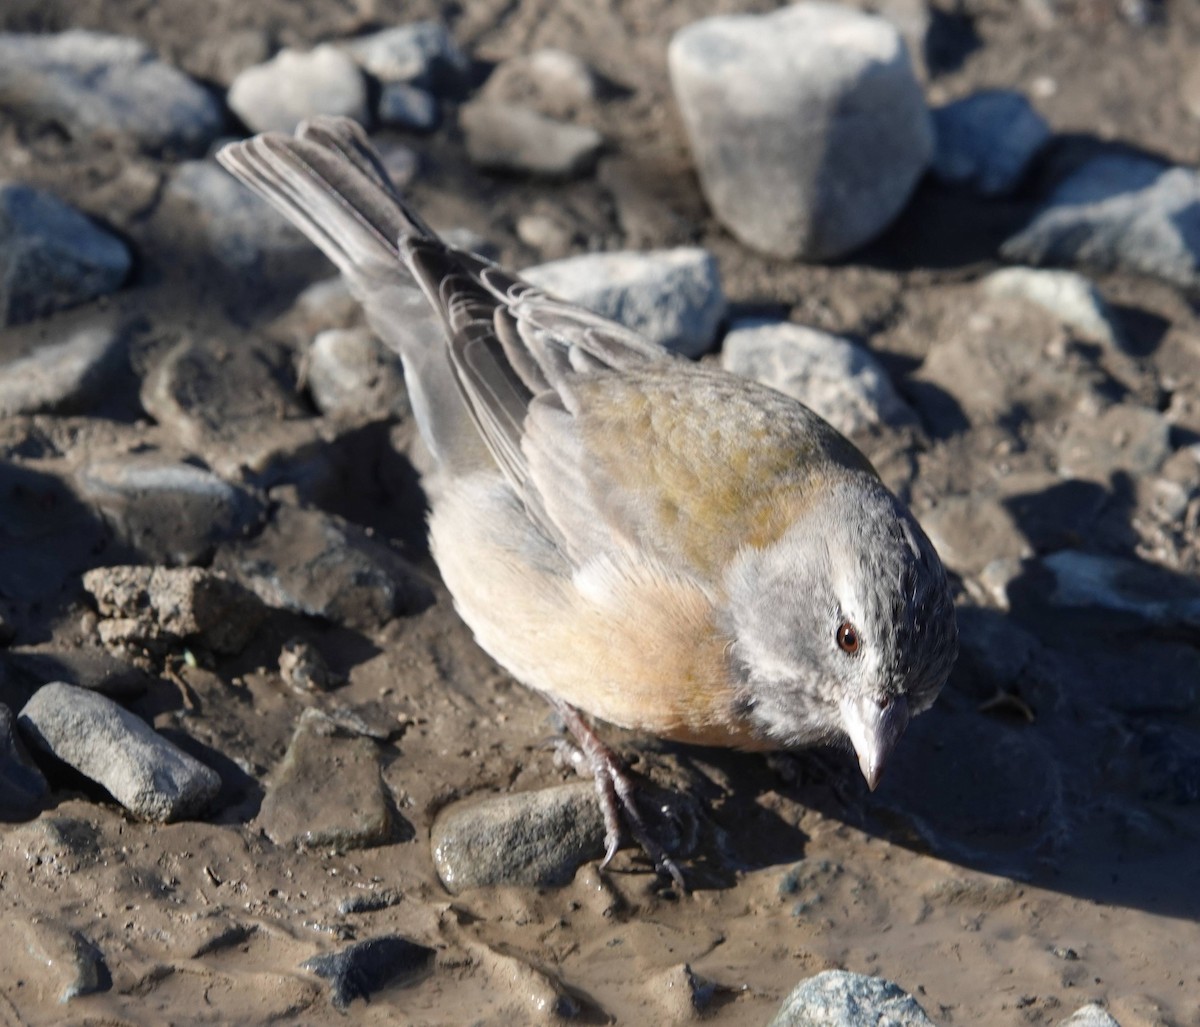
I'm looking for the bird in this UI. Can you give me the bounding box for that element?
[218,116,958,885]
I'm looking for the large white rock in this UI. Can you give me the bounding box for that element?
[668,3,932,260]
[228,45,368,134]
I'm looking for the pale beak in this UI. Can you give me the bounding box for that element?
[839,694,910,791]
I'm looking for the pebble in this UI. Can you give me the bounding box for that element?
[0,703,49,821]
[278,638,339,693]
[257,709,396,850]
[76,454,262,565]
[227,45,368,134]
[1056,1003,1123,1027]
[0,322,127,416]
[459,101,603,179]
[82,565,267,656]
[720,320,917,436]
[307,326,411,422]
[377,82,440,132]
[0,30,223,153]
[932,89,1051,196]
[1001,154,1200,290]
[301,935,434,1010]
[646,962,719,1021]
[523,247,726,357]
[343,22,470,96]
[668,4,931,259]
[1057,402,1170,481]
[18,682,221,822]
[430,781,605,892]
[0,185,132,326]
[981,267,1123,348]
[767,970,936,1027]
[21,921,110,1002]
[214,505,433,630]
[482,48,599,118]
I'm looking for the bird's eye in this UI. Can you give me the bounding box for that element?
[836,621,860,654]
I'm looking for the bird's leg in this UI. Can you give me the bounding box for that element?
[547,696,687,891]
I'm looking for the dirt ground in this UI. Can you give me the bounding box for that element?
[1,0,1200,1024]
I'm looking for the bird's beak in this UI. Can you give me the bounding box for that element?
[839,694,910,791]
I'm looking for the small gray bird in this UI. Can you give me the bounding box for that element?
[218,117,957,883]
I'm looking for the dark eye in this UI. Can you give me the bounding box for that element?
[836,621,860,654]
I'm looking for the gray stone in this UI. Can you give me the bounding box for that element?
[19,682,221,822]
[21,921,110,1002]
[0,30,222,153]
[307,326,411,422]
[482,48,599,118]
[278,638,340,693]
[720,320,916,436]
[0,185,131,326]
[1057,402,1171,481]
[430,781,605,892]
[258,709,395,850]
[302,935,434,1010]
[981,267,1123,348]
[523,248,726,357]
[932,90,1051,196]
[668,4,931,259]
[82,565,267,656]
[1002,154,1200,289]
[377,82,439,132]
[1040,550,1200,631]
[343,22,469,95]
[459,101,603,179]
[1055,1003,1122,1027]
[0,323,127,415]
[0,703,48,821]
[919,494,1032,576]
[214,505,432,630]
[767,970,936,1027]
[76,455,262,565]
[228,45,368,134]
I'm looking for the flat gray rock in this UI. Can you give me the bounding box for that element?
[1056,1004,1122,1027]
[0,322,127,416]
[932,89,1051,196]
[669,4,931,259]
[307,326,411,422]
[1002,154,1200,289]
[228,45,368,134]
[0,30,222,153]
[523,247,726,357]
[767,970,936,1026]
[0,185,131,326]
[343,22,469,96]
[0,703,48,821]
[19,682,221,822]
[981,267,1123,348]
[431,781,605,892]
[460,101,602,178]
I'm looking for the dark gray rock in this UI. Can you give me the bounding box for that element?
[430,781,606,892]
[932,89,1051,196]
[669,4,931,259]
[21,921,110,1002]
[481,48,599,118]
[6,646,151,698]
[0,322,127,415]
[0,30,223,152]
[377,82,439,132]
[227,45,368,134]
[767,970,936,1027]
[523,248,726,357]
[343,22,470,96]
[459,101,603,179]
[0,703,48,820]
[307,326,411,422]
[0,185,131,326]
[302,935,434,1010]
[1002,154,1200,289]
[19,682,221,822]
[214,505,432,630]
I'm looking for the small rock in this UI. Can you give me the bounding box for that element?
[482,48,599,118]
[0,185,131,326]
[459,101,602,179]
[981,267,1123,348]
[430,781,605,892]
[647,963,719,1021]
[278,638,339,693]
[932,90,1051,196]
[515,210,576,258]
[669,4,931,259]
[1057,402,1170,481]
[302,935,434,1010]
[720,320,916,436]
[22,921,111,1002]
[258,709,396,850]
[919,494,1032,576]
[767,970,936,1027]
[523,248,725,357]
[0,30,223,153]
[0,703,49,821]
[377,82,439,132]
[343,22,470,96]
[77,454,262,565]
[1056,1003,1122,1027]
[288,275,362,335]
[214,505,432,630]
[82,565,267,656]
[0,322,127,416]
[307,326,411,422]
[1001,154,1200,290]
[467,941,579,1019]
[228,45,368,134]
[19,682,221,822]
[337,889,403,915]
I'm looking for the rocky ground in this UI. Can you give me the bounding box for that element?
[1,0,1199,1024]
